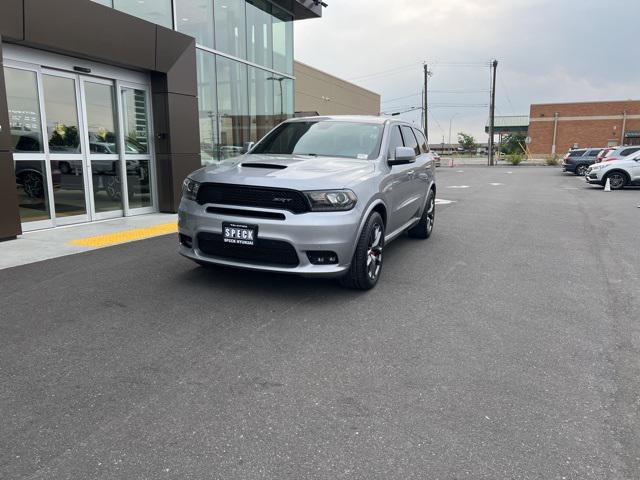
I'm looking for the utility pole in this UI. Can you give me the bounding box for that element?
[488,59,498,166]
[423,64,431,142]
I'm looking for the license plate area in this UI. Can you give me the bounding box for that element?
[223,222,257,246]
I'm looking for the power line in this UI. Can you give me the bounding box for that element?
[381,89,491,105]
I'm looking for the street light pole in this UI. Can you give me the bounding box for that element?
[448,113,459,154]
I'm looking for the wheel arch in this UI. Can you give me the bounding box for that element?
[606,169,631,184]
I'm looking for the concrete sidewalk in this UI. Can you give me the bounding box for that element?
[0,213,177,270]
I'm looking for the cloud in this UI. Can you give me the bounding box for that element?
[295,0,639,140]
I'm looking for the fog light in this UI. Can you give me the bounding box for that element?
[179,234,193,248]
[307,251,339,265]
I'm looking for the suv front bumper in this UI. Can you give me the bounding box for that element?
[178,198,364,277]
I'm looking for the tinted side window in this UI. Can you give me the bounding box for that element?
[388,125,404,159]
[414,129,428,153]
[568,150,586,158]
[587,150,599,157]
[621,147,640,156]
[401,126,420,155]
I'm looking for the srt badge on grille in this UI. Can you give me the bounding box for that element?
[272,197,293,203]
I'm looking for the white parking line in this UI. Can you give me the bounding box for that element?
[446,185,470,189]
[435,199,456,205]
[489,183,505,186]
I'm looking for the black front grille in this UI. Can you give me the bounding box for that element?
[196,183,310,214]
[197,232,300,268]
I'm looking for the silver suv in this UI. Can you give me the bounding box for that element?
[178,116,436,290]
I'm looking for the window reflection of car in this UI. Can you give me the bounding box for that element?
[15,160,148,202]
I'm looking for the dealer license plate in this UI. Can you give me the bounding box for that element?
[223,223,257,246]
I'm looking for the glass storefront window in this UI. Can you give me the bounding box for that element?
[175,0,214,49]
[272,6,293,75]
[42,75,81,154]
[113,0,173,29]
[4,68,44,153]
[84,82,118,154]
[14,160,50,223]
[51,160,87,218]
[215,0,247,59]
[273,76,294,124]
[246,0,273,68]
[249,67,274,142]
[197,50,218,165]
[216,56,249,160]
[121,88,150,154]
[126,159,153,209]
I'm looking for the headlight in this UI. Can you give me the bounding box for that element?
[304,189,357,211]
[182,177,201,201]
[589,164,604,171]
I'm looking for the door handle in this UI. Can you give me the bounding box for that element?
[406,170,415,176]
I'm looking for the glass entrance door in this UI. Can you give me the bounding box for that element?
[4,49,155,232]
[42,70,89,225]
[80,77,123,220]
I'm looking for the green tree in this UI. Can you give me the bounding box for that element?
[501,133,526,155]
[457,132,476,152]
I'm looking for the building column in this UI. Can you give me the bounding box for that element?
[152,28,201,213]
[0,35,22,240]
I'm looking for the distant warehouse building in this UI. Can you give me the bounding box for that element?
[528,100,640,155]
[294,61,381,117]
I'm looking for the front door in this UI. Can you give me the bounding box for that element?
[41,70,153,225]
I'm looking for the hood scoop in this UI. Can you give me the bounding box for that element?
[241,162,288,170]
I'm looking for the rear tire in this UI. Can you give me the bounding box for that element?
[340,212,385,290]
[408,189,435,239]
[575,164,588,176]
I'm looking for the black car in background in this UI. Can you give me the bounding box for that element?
[562,148,601,176]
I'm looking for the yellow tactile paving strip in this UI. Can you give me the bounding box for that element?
[67,222,178,248]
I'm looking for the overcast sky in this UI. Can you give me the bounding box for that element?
[294,0,640,144]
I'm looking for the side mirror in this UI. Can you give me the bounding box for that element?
[243,141,255,153]
[389,146,416,166]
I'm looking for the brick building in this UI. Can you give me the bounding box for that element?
[528,100,640,155]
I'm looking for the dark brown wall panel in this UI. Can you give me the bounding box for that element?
[0,40,12,152]
[24,0,156,70]
[0,152,21,239]
[155,153,200,212]
[166,94,200,155]
[0,0,24,41]
[0,37,22,239]
[155,27,197,97]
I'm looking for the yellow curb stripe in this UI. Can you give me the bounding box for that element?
[68,222,178,248]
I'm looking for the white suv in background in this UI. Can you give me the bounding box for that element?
[585,150,640,189]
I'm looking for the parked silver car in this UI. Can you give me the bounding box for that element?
[585,149,640,189]
[178,116,437,289]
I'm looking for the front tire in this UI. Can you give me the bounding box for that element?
[340,212,385,290]
[408,189,435,239]
[605,171,627,190]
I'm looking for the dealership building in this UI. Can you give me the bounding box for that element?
[528,100,640,155]
[0,0,324,241]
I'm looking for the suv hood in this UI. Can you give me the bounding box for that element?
[191,154,376,190]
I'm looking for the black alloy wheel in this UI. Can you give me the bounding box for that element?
[606,171,627,190]
[340,212,385,290]
[575,164,588,176]
[408,189,435,239]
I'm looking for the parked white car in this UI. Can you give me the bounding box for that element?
[585,150,640,189]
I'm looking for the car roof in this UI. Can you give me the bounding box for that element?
[286,115,414,127]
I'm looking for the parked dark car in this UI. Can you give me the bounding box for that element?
[562,148,601,176]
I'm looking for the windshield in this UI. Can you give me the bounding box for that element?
[252,121,384,160]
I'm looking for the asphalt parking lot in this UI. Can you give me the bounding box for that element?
[1,166,639,479]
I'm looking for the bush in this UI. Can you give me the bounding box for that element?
[545,155,559,166]
[506,154,523,165]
